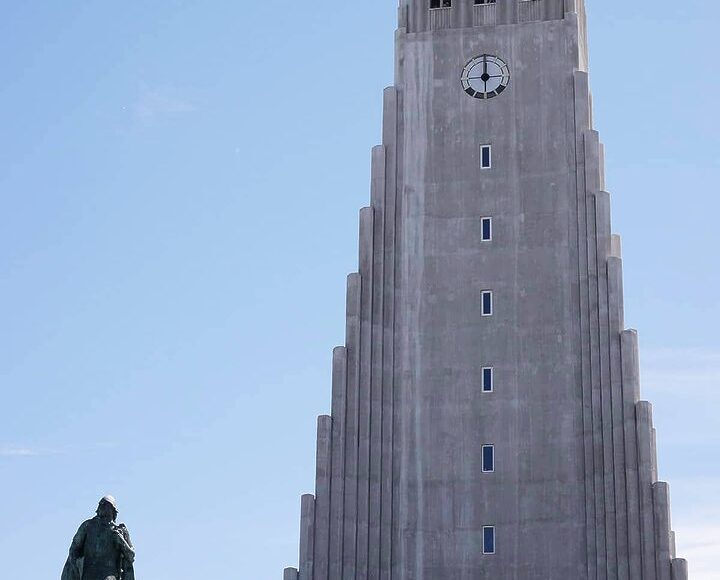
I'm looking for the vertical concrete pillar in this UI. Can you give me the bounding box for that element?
[314,416,332,580]
[497,0,518,24]
[568,5,589,73]
[584,133,609,576]
[547,0,565,20]
[369,146,387,580]
[407,0,429,33]
[670,531,677,559]
[671,558,688,580]
[397,2,408,31]
[356,207,374,579]
[573,70,596,580]
[651,428,659,482]
[653,483,672,580]
[380,86,399,580]
[299,494,316,580]
[343,273,362,579]
[607,254,629,579]
[636,401,658,580]
[620,330,643,579]
[329,347,347,580]
[455,0,472,28]
[284,567,299,580]
[593,190,619,579]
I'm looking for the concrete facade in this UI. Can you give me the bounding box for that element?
[285,1,688,578]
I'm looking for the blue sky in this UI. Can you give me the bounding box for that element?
[0,1,718,578]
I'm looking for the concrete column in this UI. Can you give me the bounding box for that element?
[651,427,659,483]
[566,0,589,70]
[455,0,472,28]
[368,146,387,580]
[343,273,362,578]
[584,133,609,576]
[565,0,578,14]
[284,567,299,580]
[593,190,619,579]
[299,494,316,580]
[607,255,629,579]
[620,330,643,579]
[397,2,408,31]
[546,0,565,20]
[407,0,429,33]
[573,70,596,580]
[329,347,348,580]
[636,401,657,580]
[314,416,332,580]
[355,207,374,580]
[671,558,688,580]
[380,86,399,580]
[653,483,672,580]
[670,531,677,559]
[371,146,387,210]
[497,0,518,24]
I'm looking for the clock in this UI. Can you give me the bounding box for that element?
[461,55,510,100]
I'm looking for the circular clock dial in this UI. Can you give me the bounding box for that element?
[461,55,510,100]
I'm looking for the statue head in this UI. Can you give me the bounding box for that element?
[96,495,118,522]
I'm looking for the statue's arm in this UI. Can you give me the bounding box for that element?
[115,525,135,564]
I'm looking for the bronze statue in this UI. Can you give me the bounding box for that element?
[62,496,136,580]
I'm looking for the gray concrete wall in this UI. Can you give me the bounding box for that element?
[394,11,587,580]
[284,1,686,578]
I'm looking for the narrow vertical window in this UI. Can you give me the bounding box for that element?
[482,367,494,392]
[430,0,452,8]
[483,526,496,554]
[480,145,492,169]
[482,445,495,472]
[481,217,492,241]
[481,291,493,316]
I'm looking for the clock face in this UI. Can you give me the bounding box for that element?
[461,55,510,99]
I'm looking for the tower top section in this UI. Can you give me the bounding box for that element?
[398,0,584,33]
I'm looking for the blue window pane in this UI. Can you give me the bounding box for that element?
[482,292,493,315]
[483,527,495,554]
[483,446,494,472]
[482,368,493,392]
[481,146,491,168]
[482,218,492,241]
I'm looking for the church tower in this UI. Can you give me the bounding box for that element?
[285,1,688,578]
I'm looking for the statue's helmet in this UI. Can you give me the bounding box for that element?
[98,495,118,511]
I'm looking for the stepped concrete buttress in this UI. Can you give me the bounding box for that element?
[285,1,688,578]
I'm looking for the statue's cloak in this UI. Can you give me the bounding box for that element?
[60,556,82,580]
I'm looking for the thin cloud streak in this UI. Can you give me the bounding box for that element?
[132,88,197,123]
[0,442,116,457]
[0,445,41,457]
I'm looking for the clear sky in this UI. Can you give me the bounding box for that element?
[0,0,718,578]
